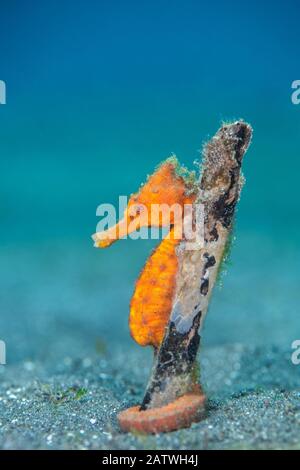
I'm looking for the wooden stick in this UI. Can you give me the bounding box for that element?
[141,121,252,410]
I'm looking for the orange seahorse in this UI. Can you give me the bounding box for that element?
[92,157,197,349]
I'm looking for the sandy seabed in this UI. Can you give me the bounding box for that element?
[0,344,299,450]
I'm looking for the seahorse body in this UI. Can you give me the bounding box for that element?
[129,228,179,348]
[93,158,196,349]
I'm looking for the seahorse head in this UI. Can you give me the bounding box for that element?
[93,157,196,248]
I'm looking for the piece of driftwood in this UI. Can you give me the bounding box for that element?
[140,122,252,413]
[93,121,252,433]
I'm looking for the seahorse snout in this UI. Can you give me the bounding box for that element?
[92,217,129,248]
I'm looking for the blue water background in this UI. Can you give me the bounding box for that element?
[0,0,299,363]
